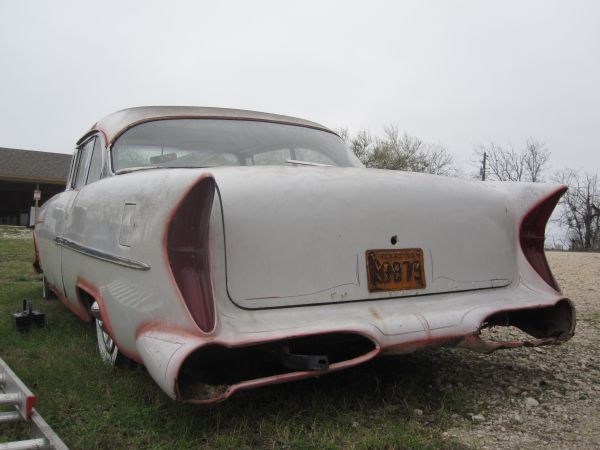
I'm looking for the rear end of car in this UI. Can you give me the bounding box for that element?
[39,107,575,403]
[147,167,574,403]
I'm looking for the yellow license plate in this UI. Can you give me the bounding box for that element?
[366,248,426,292]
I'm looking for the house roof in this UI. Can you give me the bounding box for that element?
[85,106,336,145]
[0,147,72,184]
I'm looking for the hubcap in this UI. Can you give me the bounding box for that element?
[98,320,115,354]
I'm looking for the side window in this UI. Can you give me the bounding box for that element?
[86,137,103,184]
[66,151,79,190]
[74,138,95,189]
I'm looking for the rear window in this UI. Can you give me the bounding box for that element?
[111,119,363,172]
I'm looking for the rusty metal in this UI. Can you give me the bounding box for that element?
[366,248,426,292]
[458,333,564,353]
[271,343,329,371]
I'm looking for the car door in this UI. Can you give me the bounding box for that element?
[36,138,94,297]
[60,135,105,301]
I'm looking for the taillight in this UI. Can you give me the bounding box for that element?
[519,186,567,291]
[167,177,216,333]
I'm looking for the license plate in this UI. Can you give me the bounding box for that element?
[365,248,426,292]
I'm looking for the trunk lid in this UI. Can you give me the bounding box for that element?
[213,166,516,309]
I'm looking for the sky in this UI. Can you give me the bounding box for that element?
[0,0,598,176]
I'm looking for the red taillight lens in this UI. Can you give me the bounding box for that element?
[519,187,566,291]
[167,177,216,332]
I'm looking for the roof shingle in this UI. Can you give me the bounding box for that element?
[0,147,72,183]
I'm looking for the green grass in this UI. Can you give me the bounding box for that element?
[0,237,471,449]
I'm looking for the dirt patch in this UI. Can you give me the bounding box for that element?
[0,226,32,240]
[441,251,600,449]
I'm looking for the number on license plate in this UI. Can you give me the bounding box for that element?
[365,248,426,292]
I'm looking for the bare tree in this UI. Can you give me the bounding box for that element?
[423,142,455,175]
[476,143,522,181]
[524,139,551,182]
[475,139,550,182]
[554,169,600,251]
[345,126,455,175]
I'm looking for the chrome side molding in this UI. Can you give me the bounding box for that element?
[54,236,150,270]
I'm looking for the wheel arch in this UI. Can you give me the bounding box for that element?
[76,277,143,364]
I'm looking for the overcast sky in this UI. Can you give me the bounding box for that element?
[1,0,598,175]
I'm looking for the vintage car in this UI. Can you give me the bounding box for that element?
[33,106,575,403]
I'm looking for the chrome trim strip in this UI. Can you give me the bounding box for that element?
[55,236,150,270]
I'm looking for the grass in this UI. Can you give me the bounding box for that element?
[0,236,471,449]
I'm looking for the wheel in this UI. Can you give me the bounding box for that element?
[42,274,56,300]
[95,318,131,367]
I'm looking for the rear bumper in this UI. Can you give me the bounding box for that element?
[135,282,575,403]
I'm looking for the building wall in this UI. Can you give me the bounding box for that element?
[0,180,65,225]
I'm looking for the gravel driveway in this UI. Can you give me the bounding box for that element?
[440,251,600,449]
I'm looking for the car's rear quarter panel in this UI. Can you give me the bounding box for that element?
[55,170,212,358]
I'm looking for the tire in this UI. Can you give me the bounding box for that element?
[42,274,56,300]
[95,318,131,368]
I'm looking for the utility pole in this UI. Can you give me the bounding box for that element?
[32,184,41,226]
[481,152,487,181]
[34,183,40,208]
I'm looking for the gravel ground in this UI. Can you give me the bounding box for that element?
[438,251,600,449]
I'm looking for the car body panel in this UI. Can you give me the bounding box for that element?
[216,166,516,308]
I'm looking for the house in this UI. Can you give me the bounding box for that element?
[0,147,71,226]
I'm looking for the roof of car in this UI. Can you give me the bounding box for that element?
[84,106,337,145]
